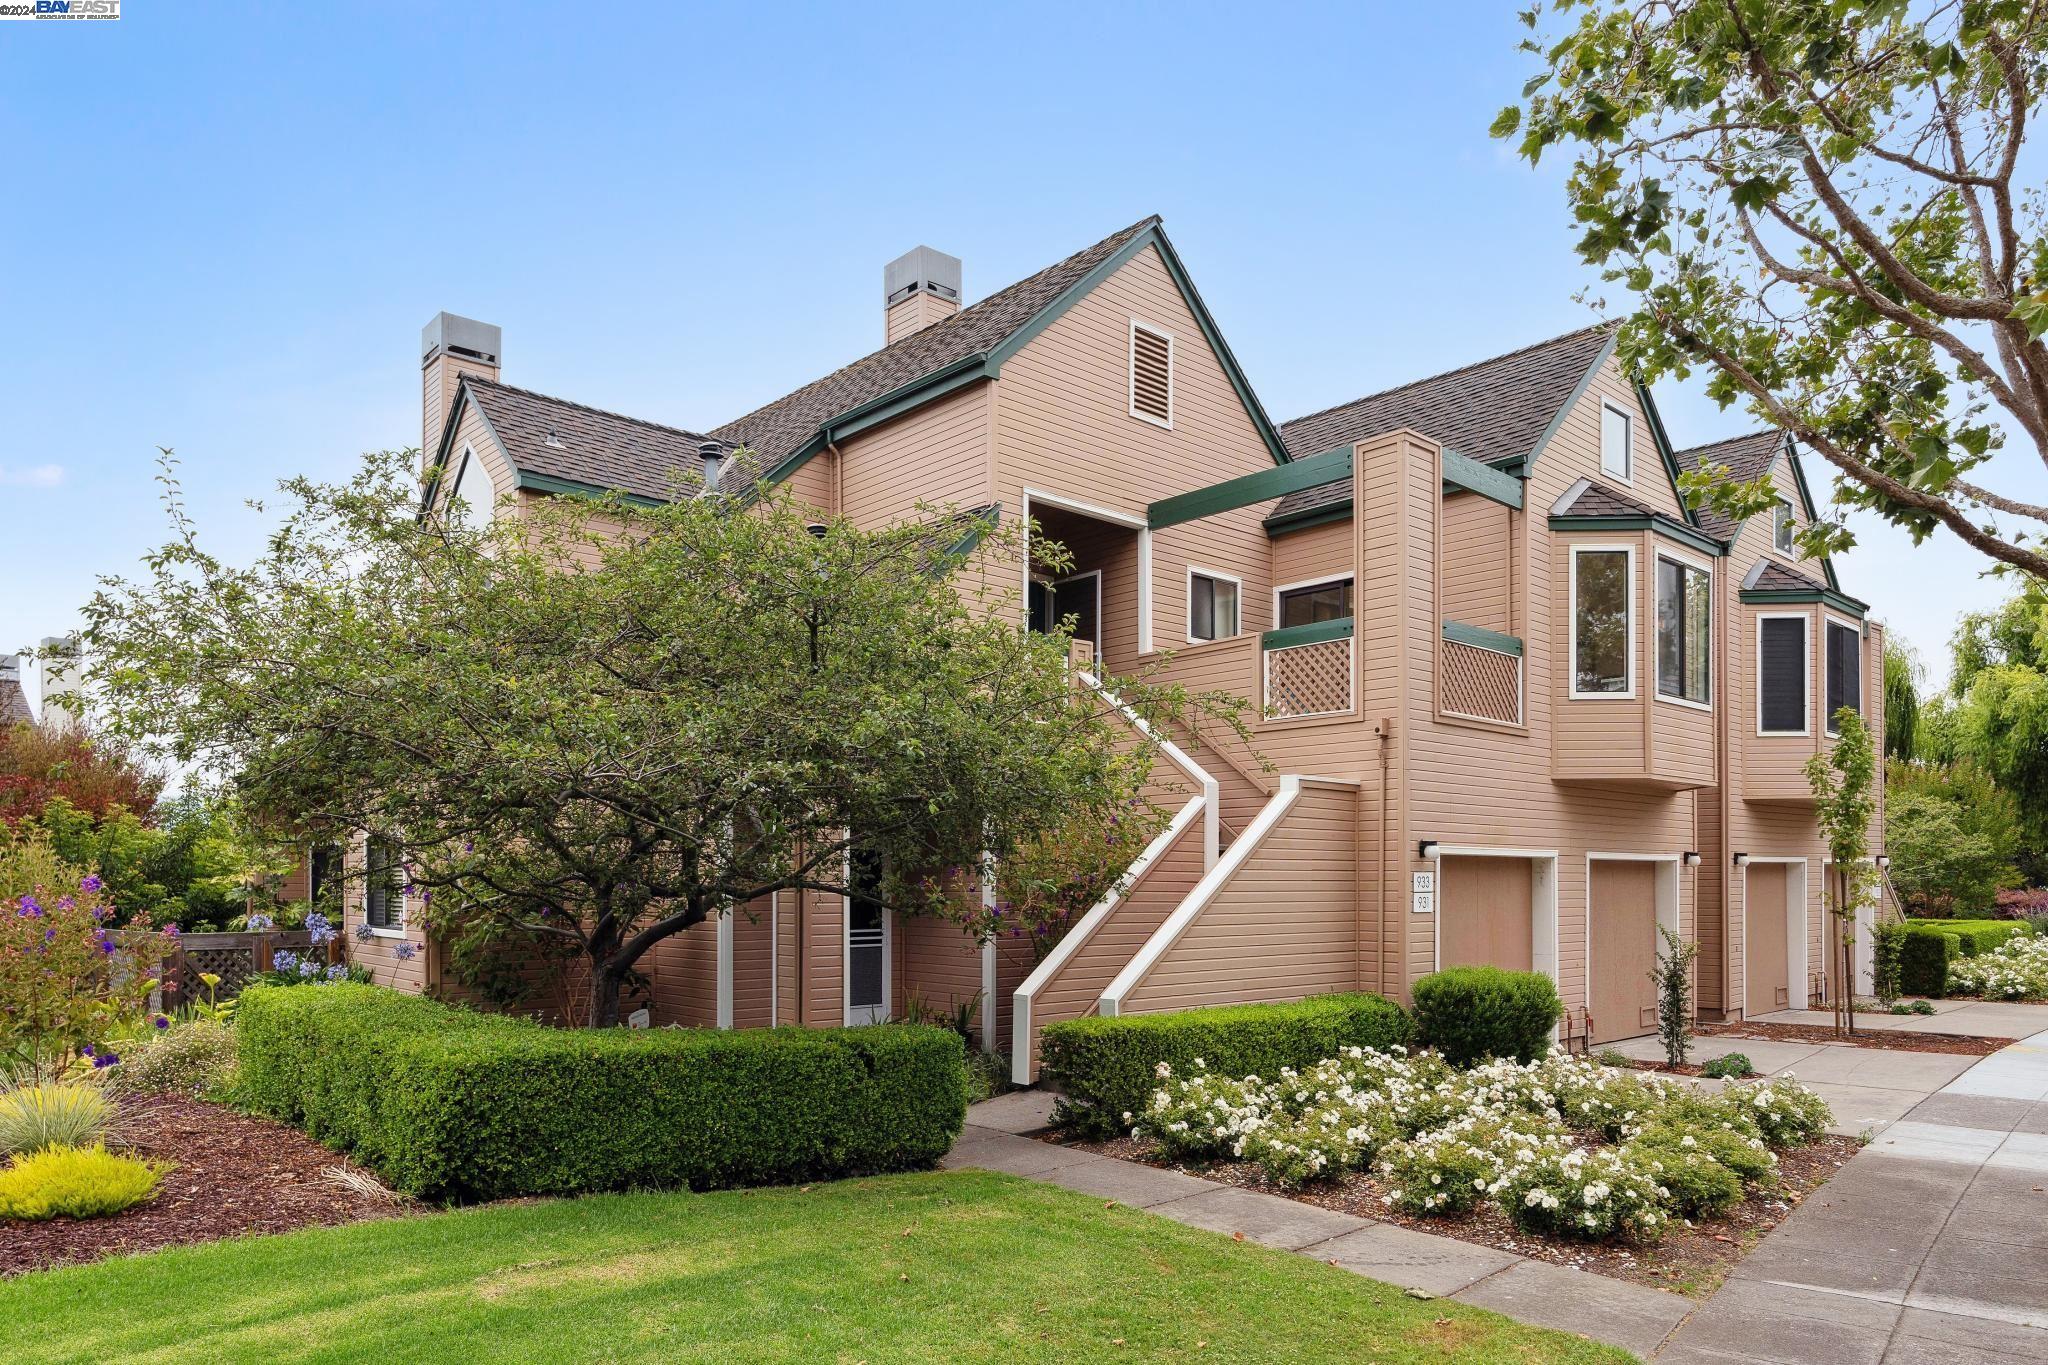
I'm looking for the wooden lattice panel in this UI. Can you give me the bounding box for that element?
[1442,639,1521,725]
[1265,638,1352,719]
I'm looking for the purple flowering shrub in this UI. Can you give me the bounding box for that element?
[0,837,167,1068]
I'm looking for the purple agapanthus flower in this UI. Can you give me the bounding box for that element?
[273,949,300,974]
[324,963,348,981]
[18,895,42,918]
[304,912,333,947]
[297,957,319,977]
[80,874,102,893]
[353,922,374,943]
[92,1052,119,1069]
[393,941,417,962]
[247,912,274,932]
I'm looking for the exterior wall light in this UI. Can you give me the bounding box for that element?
[1732,852,1750,867]
[1875,855,1891,870]
[1418,841,1440,860]
[1683,851,1702,867]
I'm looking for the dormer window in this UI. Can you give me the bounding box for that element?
[1772,500,1796,554]
[1600,402,1633,482]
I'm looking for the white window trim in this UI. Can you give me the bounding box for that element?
[1567,543,1636,701]
[1755,610,1812,738]
[1770,500,1798,560]
[1600,401,1634,484]
[1051,569,1103,653]
[365,925,407,940]
[1652,548,1714,712]
[1272,573,1354,627]
[1186,565,1244,644]
[1128,318,1174,429]
[841,846,893,1027]
[1823,613,1864,736]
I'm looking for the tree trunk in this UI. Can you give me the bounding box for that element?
[590,956,626,1028]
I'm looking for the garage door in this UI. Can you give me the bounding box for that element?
[1439,856,1532,972]
[1590,861,1658,1044]
[1744,864,1791,1016]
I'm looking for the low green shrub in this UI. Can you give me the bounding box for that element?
[1040,993,1413,1137]
[1700,1053,1753,1080]
[1871,922,1908,1004]
[1907,918,2033,956]
[104,1020,239,1099]
[1411,968,1564,1066]
[1890,999,1937,1016]
[1900,927,1960,997]
[1731,1078,1832,1148]
[1625,1135,1744,1219]
[0,1082,113,1156]
[235,984,968,1200]
[0,1144,168,1220]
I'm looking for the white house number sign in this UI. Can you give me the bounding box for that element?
[1411,870,1436,915]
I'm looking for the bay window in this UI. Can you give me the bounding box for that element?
[1571,547,1633,697]
[1655,554,1712,705]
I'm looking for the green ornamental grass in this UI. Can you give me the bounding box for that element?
[0,1082,113,1156]
[0,1145,168,1221]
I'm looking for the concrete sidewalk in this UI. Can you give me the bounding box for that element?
[1656,1027,2048,1363]
[949,1089,1694,1359]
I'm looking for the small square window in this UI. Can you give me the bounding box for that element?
[1189,571,1240,642]
[1601,403,1632,481]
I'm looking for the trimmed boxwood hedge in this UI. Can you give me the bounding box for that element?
[235,984,968,1200]
[1411,967,1564,1065]
[1900,927,1960,997]
[1039,993,1412,1136]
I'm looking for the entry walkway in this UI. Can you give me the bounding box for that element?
[1657,1026,2048,1363]
[949,1090,1694,1359]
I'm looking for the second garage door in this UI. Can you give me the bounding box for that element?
[1744,863,1792,1016]
[1590,860,1658,1044]
[1439,856,1533,972]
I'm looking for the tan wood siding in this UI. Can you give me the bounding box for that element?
[1441,493,1514,634]
[1121,780,1359,1012]
[838,381,990,531]
[1438,856,1534,971]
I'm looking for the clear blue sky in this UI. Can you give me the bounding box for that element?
[2,2,2032,698]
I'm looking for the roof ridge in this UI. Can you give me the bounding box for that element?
[1280,323,1614,434]
[465,374,727,446]
[711,215,1161,437]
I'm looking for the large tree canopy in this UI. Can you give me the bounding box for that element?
[1501,0,2048,578]
[1944,576,2048,876]
[86,452,1227,1025]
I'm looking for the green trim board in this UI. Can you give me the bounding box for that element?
[1148,446,1353,529]
[1261,617,1354,650]
[1739,586,1869,617]
[1441,448,1524,509]
[1264,502,1353,535]
[1442,621,1524,656]
[1633,380,1699,531]
[938,502,1003,565]
[1521,328,1618,473]
[1549,514,1726,559]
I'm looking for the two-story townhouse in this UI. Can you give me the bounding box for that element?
[340,216,1882,1080]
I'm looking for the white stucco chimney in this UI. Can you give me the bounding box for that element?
[36,635,80,730]
[421,312,502,480]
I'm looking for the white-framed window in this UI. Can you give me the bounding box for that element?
[449,446,497,528]
[1655,551,1712,707]
[1772,500,1796,555]
[1128,320,1174,428]
[1600,402,1633,482]
[1824,615,1863,735]
[1187,567,1241,642]
[1756,611,1810,736]
[1275,576,1354,628]
[1569,545,1634,698]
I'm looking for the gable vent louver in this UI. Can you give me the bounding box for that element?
[1129,322,1173,427]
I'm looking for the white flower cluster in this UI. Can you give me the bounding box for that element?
[1137,1046,1829,1242]
[1949,934,2048,1001]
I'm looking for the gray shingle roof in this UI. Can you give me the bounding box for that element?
[1674,430,1784,540]
[463,376,734,504]
[1270,326,1613,521]
[1554,479,1723,547]
[711,216,1162,474]
[1748,559,1828,593]
[0,672,30,728]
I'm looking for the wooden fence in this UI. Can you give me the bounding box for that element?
[159,930,339,1006]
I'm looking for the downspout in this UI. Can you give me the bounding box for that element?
[1377,717,1394,997]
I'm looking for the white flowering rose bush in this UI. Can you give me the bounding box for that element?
[1132,1044,1830,1241]
[1949,935,2048,1001]
[1494,1143,1669,1241]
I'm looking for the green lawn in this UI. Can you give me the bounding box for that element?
[0,1170,1629,1364]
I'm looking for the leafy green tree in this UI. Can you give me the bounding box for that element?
[1885,760,2021,914]
[1946,579,2048,878]
[1808,709,1878,1033]
[1883,634,1922,762]
[85,452,1233,1027]
[1501,1,2048,578]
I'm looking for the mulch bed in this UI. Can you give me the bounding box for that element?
[2,1095,414,1277]
[1695,1020,2011,1056]
[1041,1130,1861,1298]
